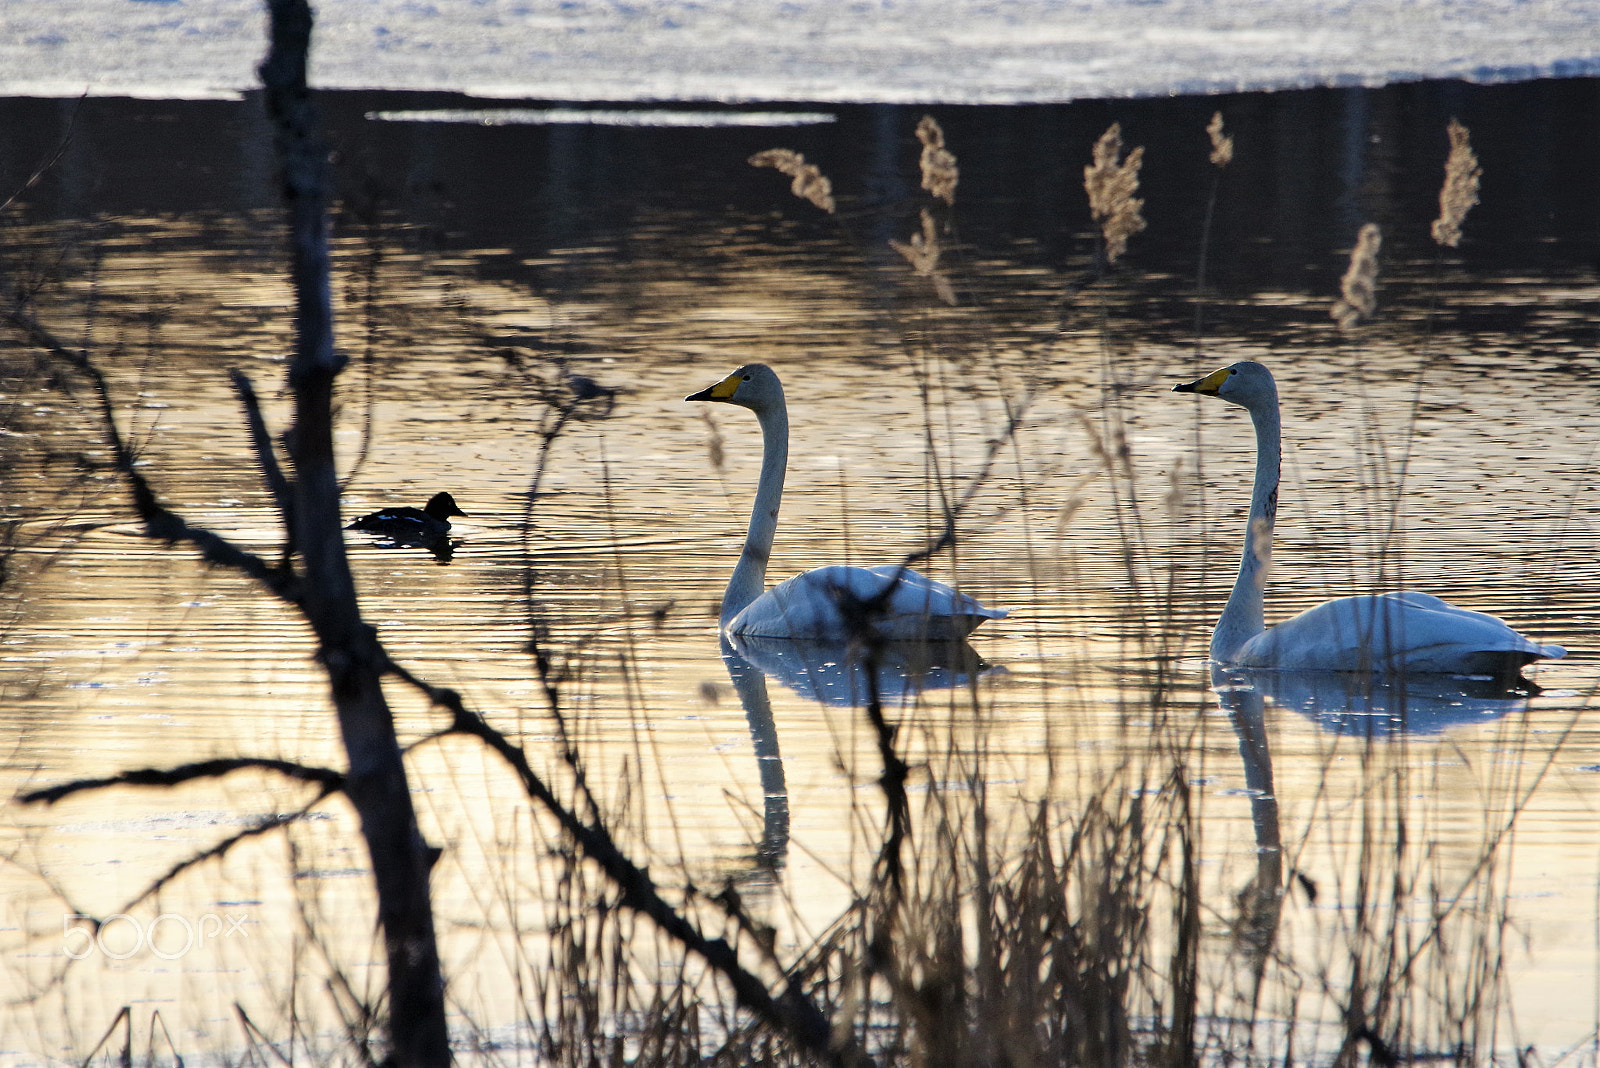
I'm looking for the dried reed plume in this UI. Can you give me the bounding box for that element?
[915,115,959,205]
[698,410,725,473]
[1249,517,1272,587]
[890,208,958,306]
[1084,123,1146,264]
[747,148,836,214]
[1206,111,1234,168]
[1074,410,1132,481]
[1431,118,1481,248]
[1330,222,1382,330]
[1164,457,1187,516]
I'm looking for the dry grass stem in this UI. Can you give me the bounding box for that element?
[1206,111,1234,168]
[1431,118,1482,248]
[890,208,958,305]
[1084,123,1147,264]
[915,115,959,205]
[748,148,837,214]
[1330,222,1382,330]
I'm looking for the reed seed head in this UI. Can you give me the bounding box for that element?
[1074,411,1115,474]
[1330,222,1382,331]
[1206,111,1234,168]
[1431,118,1481,248]
[1164,458,1187,516]
[915,115,959,206]
[1054,490,1087,540]
[1250,517,1273,586]
[699,409,725,472]
[748,148,836,214]
[1084,123,1147,264]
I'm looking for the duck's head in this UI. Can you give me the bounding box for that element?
[686,363,784,412]
[423,492,468,520]
[1173,360,1277,410]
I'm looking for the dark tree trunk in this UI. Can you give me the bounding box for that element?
[258,2,451,1064]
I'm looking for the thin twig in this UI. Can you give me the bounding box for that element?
[231,369,296,526]
[0,93,82,215]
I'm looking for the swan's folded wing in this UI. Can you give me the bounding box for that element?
[862,565,1007,627]
[1233,592,1563,675]
[728,564,1005,640]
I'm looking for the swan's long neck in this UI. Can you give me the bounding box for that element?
[1213,394,1281,661]
[722,399,789,627]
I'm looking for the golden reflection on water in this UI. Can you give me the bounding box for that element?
[3,193,1600,1059]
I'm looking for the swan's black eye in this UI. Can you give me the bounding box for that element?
[742,375,752,381]
[1229,368,1238,375]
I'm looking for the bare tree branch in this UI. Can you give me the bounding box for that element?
[57,785,340,924]
[21,757,342,805]
[2,300,304,603]
[383,660,874,1068]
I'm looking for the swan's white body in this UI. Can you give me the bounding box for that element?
[730,563,998,640]
[688,364,1006,641]
[1228,590,1560,676]
[1175,361,1562,677]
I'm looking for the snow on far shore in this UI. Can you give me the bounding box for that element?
[3,0,1598,103]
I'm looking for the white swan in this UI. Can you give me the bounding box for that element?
[687,363,1006,640]
[1174,360,1563,678]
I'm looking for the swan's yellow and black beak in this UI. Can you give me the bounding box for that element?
[1173,365,1233,396]
[686,369,745,403]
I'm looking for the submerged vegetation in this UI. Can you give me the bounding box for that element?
[0,12,1594,1068]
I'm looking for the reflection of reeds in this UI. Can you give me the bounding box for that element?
[915,115,959,206]
[1084,123,1146,264]
[1301,725,1523,1068]
[1431,119,1481,248]
[748,148,837,214]
[890,208,958,306]
[1330,222,1382,330]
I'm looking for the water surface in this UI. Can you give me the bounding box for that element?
[2,80,1599,1061]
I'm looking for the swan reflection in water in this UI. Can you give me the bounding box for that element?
[715,633,999,869]
[1222,666,1537,737]
[1210,665,1285,1001]
[719,636,791,867]
[727,634,999,708]
[1205,663,1539,1004]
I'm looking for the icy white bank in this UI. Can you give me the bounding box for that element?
[3,0,1598,102]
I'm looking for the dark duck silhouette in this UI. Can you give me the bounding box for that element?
[346,492,467,541]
